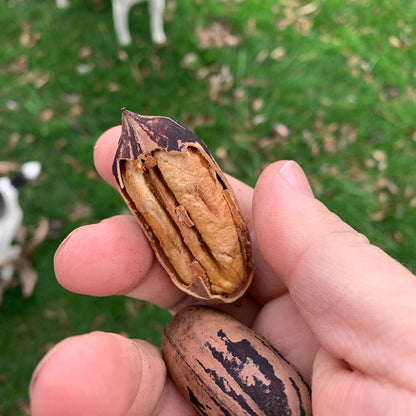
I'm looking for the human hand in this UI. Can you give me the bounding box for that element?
[30,126,416,415]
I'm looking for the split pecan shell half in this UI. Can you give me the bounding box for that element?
[112,109,253,302]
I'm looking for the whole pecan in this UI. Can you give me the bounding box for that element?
[162,306,312,416]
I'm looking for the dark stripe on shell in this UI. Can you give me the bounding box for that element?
[289,377,306,416]
[187,387,209,416]
[196,358,256,416]
[205,329,292,416]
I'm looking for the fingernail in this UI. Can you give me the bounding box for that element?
[279,161,314,196]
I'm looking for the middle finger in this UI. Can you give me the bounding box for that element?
[54,213,261,324]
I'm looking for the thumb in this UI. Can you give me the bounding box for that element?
[253,161,416,388]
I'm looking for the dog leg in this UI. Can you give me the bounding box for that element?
[149,0,166,44]
[112,0,137,46]
[0,246,21,284]
[56,0,70,9]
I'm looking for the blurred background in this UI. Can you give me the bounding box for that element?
[1,0,415,413]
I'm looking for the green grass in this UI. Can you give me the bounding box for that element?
[1,0,415,413]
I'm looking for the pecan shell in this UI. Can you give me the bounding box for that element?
[112,109,253,302]
[162,306,312,416]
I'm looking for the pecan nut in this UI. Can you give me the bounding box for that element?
[162,306,312,415]
[113,109,253,302]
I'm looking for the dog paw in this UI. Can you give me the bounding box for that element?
[152,30,167,45]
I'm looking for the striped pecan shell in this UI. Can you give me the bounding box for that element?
[162,306,312,416]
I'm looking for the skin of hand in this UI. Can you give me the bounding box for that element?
[29,126,416,416]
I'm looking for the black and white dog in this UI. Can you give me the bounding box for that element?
[0,162,41,285]
[56,0,166,46]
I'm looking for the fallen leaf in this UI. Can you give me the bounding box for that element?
[389,36,401,48]
[297,2,318,16]
[24,134,36,144]
[33,72,50,89]
[64,93,82,105]
[16,399,30,416]
[376,176,398,195]
[214,146,237,174]
[69,103,84,117]
[107,82,121,92]
[181,52,199,69]
[70,201,93,222]
[386,86,400,99]
[196,22,241,49]
[20,22,41,47]
[22,217,49,254]
[42,308,68,326]
[340,124,357,144]
[76,63,94,74]
[117,50,129,62]
[19,70,50,88]
[6,133,21,152]
[79,45,93,58]
[209,65,233,101]
[63,155,87,174]
[6,100,19,111]
[90,313,107,331]
[215,147,228,160]
[372,149,388,171]
[9,56,28,73]
[232,87,246,102]
[271,123,290,140]
[251,97,263,112]
[40,108,54,123]
[125,298,145,319]
[270,47,286,61]
[0,160,20,174]
[390,231,403,244]
[258,124,290,149]
[255,50,268,64]
[253,114,266,125]
[17,257,38,298]
[303,130,320,156]
[295,16,313,35]
[369,211,385,221]
[323,134,337,154]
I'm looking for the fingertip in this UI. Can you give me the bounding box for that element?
[54,215,154,296]
[93,125,121,188]
[278,160,314,196]
[30,332,193,416]
[30,332,147,416]
[254,160,313,205]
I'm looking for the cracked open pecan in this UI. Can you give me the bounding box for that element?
[112,109,253,302]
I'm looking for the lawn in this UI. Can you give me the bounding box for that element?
[1,0,415,413]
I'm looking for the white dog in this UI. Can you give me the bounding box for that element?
[0,162,41,285]
[56,0,166,46]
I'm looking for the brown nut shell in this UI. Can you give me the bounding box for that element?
[162,306,312,416]
[112,109,253,303]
